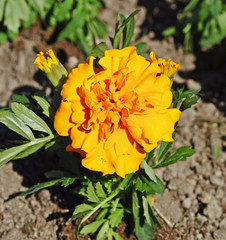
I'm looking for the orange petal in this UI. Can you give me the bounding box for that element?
[135,74,172,110]
[82,141,116,175]
[135,109,181,148]
[104,127,145,177]
[66,144,86,158]
[70,125,99,153]
[71,100,89,124]
[61,57,95,101]
[105,46,137,61]
[54,100,74,136]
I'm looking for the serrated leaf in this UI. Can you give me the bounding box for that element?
[33,95,55,119]
[95,182,107,199]
[180,95,199,111]
[80,219,106,234]
[96,221,109,240]
[54,0,73,22]
[0,111,34,140]
[87,182,100,203]
[20,179,62,196]
[142,160,157,183]
[4,0,30,33]
[140,175,165,195]
[109,208,124,228]
[61,177,76,187]
[11,102,52,135]
[73,204,94,216]
[111,231,123,240]
[144,147,156,164]
[154,146,195,168]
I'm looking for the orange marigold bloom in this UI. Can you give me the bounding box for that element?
[54,47,181,178]
[150,51,180,78]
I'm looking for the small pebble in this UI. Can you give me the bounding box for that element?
[182,198,191,209]
[210,175,224,186]
[199,192,211,204]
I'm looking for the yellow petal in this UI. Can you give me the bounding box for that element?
[71,100,89,124]
[54,100,74,136]
[135,108,181,146]
[66,144,86,158]
[135,74,172,110]
[82,141,116,175]
[70,125,99,153]
[61,57,95,101]
[104,127,145,178]
[105,46,137,61]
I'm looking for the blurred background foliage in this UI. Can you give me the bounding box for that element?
[163,0,226,52]
[0,0,107,54]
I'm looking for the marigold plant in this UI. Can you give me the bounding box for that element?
[0,10,199,240]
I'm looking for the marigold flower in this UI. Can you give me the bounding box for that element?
[34,49,68,91]
[150,51,180,78]
[54,46,181,178]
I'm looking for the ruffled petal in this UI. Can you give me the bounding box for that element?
[104,127,145,178]
[61,57,95,101]
[135,108,181,150]
[82,141,116,175]
[70,125,99,153]
[54,100,74,136]
[71,100,89,124]
[135,74,172,110]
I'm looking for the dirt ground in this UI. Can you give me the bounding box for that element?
[0,0,226,239]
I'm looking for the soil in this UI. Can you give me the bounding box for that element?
[0,0,226,239]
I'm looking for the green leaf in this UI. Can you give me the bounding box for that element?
[4,0,30,33]
[29,0,45,12]
[0,32,7,45]
[109,208,124,228]
[154,146,195,168]
[111,231,123,240]
[135,42,147,55]
[54,0,73,22]
[142,160,157,183]
[87,182,100,203]
[0,136,53,167]
[89,42,107,59]
[58,10,86,40]
[0,0,6,22]
[95,182,107,199]
[73,204,94,216]
[180,0,199,20]
[61,177,76,187]
[11,102,52,135]
[33,95,55,119]
[12,94,30,104]
[0,111,34,140]
[20,179,62,196]
[96,221,110,240]
[80,219,106,234]
[210,0,222,17]
[162,26,177,36]
[140,175,165,195]
[96,208,109,221]
[142,195,152,226]
[13,141,46,160]
[113,9,140,49]
[180,95,199,112]
[154,141,174,165]
[132,189,140,234]
[122,15,135,47]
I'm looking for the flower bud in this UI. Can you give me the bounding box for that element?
[34,49,68,91]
